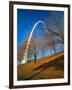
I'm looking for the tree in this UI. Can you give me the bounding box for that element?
[48,12,64,43]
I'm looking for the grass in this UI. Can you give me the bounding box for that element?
[17,52,64,80]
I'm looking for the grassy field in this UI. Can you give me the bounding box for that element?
[17,52,64,80]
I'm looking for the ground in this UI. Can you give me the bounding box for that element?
[17,52,64,80]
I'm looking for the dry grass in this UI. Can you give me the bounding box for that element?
[17,52,64,80]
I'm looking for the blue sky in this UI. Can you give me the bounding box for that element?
[17,9,64,48]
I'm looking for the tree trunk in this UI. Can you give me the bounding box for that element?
[53,45,56,54]
[34,54,37,64]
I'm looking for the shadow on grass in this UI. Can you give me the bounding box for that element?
[34,55,64,71]
[23,55,64,80]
